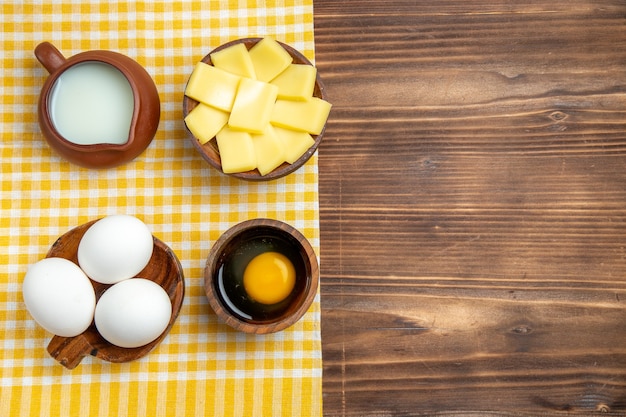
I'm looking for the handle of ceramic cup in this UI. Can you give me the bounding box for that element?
[34,42,67,74]
[47,333,93,369]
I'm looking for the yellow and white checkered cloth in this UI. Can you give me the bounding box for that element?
[0,1,321,416]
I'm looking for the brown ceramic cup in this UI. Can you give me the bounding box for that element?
[35,42,161,169]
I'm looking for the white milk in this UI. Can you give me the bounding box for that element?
[49,62,135,145]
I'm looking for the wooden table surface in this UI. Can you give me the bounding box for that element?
[314,1,626,415]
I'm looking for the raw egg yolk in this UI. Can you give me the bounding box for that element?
[243,252,296,304]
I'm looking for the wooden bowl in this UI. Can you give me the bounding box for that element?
[182,38,327,181]
[204,219,319,334]
[44,219,185,369]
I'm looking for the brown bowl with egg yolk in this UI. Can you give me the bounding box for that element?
[204,218,319,334]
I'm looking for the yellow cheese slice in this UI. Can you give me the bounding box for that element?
[185,62,241,112]
[272,125,316,164]
[210,43,256,79]
[248,38,293,83]
[215,126,257,173]
[229,78,279,134]
[270,64,317,100]
[184,103,230,144]
[270,97,332,135]
[251,125,285,176]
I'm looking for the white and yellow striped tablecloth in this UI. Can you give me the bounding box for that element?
[0,1,321,416]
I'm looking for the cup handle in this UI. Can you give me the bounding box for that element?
[35,42,67,74]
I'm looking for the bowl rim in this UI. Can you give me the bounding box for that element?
[182,37,327,182]
[204,218,319,334]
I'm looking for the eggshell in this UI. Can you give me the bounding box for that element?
[22,257,96,337]
[77,214,154,284]
[94,278,172,348]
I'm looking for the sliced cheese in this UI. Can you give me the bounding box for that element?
[270,97,331,135]
[251,125,285,175]
[229,78,279,134]
[270,64,317,101]
[273,125,316,164]
[210,43,256,79]
[185,37,331,174]
[184,103,230,144]
[248,37,293,83]
[185,62,241,112]
[215,126,256,173]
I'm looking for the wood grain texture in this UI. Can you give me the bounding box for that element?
[315,1,626,415]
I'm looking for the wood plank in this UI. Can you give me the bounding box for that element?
[315,0,626,415]
[314,0,625,16]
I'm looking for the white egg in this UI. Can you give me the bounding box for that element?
[94,278,172,348]
[77,214,154,284]
[22,257,96,337]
